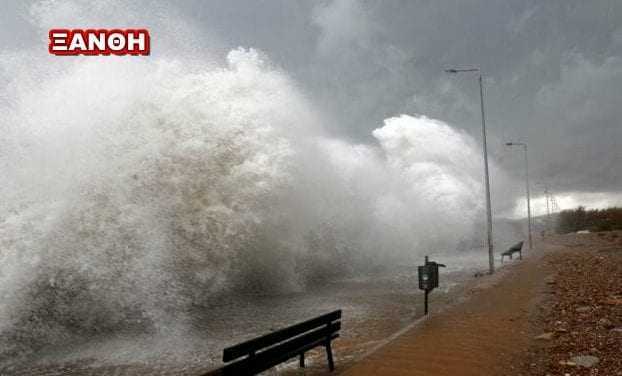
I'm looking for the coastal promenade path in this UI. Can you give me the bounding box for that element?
[341,246,551,376]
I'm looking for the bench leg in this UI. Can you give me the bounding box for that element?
[299,353,305,368]
[509,254,513,260]
[519,251,522,260]
[326,341,335,371]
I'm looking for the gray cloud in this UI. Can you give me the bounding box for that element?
[312,0,376,55]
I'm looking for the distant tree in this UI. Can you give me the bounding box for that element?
[556,206,622,234]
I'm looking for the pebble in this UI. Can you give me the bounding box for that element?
[534,332,554,340]
[575,306,591,313]
[559,360,576,367]
[603,297,622,306]
[598,318,614,328]
[570,355,599,368]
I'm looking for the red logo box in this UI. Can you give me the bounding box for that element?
[49,29,150,56]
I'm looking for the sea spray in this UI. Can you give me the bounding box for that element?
[1,4,490,366]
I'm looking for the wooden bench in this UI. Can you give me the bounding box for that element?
[501,241,524,262]
[204,310,341,375]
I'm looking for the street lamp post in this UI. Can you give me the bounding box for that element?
[544,187,551,234]
[445,67,494,274]
[505,142,533,250]
[534,181,553,235]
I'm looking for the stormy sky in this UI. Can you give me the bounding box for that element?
[2,0,622,213]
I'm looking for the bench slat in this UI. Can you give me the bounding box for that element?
[203,335,340,376]
[221,324,340,375]
[502,241,523,255]
[223,310,341,362]
[509,241,523,251]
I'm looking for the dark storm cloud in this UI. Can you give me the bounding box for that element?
[2,0,621,199]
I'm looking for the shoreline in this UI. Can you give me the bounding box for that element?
[1,254,491,375]
[2,242,571,376]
